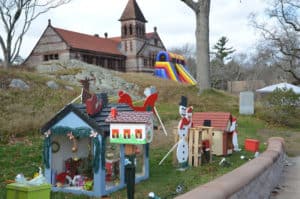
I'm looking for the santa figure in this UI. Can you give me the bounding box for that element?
[230,117,241,151]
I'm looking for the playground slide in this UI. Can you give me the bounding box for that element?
[175,64,197,85]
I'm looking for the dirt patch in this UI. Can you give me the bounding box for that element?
[151,120,178,148]
[257,129,300,156]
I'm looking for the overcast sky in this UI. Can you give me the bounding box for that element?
[6,0,268,59]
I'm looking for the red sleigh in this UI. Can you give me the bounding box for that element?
[118,90,158,112]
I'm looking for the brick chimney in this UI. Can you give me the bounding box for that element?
[110,107,117,119]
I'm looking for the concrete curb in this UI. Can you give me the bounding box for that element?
[175,137,285,199]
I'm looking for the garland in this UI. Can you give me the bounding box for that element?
[43,126,104,173]
[43,136,51,169]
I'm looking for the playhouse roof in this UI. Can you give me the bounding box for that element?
[105,111,153,123]
[41,94,132,135]
[192,112,232,131]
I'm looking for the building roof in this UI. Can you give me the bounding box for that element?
[192,112,232,131]
[53,27,125,56]
[256,82,300,94]
[41,93,133,135]
[106,111,153,123]
[119,0,147,23]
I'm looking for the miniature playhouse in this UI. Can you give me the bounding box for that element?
[40,80,155,197]
[192,112,234,156]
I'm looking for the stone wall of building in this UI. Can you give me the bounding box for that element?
[227,80,266,94]
[25,26,69,66]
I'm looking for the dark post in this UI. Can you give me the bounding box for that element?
[125,144,136,199]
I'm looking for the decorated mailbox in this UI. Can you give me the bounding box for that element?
[106,108,153,145]
[40,79,153,197]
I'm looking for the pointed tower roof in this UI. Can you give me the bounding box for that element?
[119,0,147,23]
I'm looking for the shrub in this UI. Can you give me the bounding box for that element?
[260,88,300,126]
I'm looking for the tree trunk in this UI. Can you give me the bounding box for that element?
[195,2,211,92]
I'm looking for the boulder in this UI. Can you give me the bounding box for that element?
[46,81,59,89]
[9,79,30,90]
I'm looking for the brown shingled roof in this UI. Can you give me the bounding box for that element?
[192,112,232,131]
[119,0,147,22]
[54,27,124,56]
[106,111,153,123]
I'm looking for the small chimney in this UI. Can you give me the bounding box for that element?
[154,26,157,32]
[111,107,117,119]
[104,32,108,38]
[48,19,52,26]
[94,34,99,37]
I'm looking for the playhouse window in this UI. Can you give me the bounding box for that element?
[123,129,131,139]
[51,135,94,191]
[135,129,143,139]
[135,145,146,178]
[105,139,121,189]
[112,129,119,138]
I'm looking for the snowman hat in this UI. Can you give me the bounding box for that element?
[179,96,187,107]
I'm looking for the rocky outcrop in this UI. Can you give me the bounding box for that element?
[35,60,141,98]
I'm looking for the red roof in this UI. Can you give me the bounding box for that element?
[54,27,124,56]
[192,112,232,131]
[145,32,156,39]
[106,111,153,123]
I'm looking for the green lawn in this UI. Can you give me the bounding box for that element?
[0,115,266,199]
[0,68,298,199]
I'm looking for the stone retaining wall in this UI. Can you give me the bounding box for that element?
[175,137,285,199]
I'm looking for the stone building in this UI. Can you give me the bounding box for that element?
[24,0,166,72]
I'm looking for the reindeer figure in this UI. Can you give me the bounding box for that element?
[79,77,94,103]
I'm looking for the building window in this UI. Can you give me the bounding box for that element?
[144,58,147,66]
[123,25,127,36]
[129,24,133,35]
[43,53,59,61]
[154,39,158,46]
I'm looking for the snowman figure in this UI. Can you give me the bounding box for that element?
[229,117,241,152]
[176,96,193,168]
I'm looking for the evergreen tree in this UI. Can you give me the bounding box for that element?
[213,36,235,64]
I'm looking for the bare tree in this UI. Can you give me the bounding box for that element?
[250,0,300,84]
[181,0,211,93]
[0,0,71,68]
[169,43,197,78]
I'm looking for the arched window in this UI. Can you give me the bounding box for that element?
[129,24,133,35]
[136,26,139,36]
[123,25,127,36]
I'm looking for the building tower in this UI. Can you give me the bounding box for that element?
[119,0,147,71]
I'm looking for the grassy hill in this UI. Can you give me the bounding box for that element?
[0,67,299,199]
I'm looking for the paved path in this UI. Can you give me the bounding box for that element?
[270,156,300,198]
